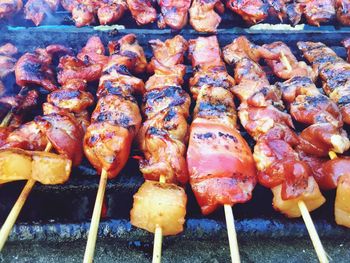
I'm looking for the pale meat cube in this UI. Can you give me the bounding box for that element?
[31,151,72,185]
[272,176,326,218]
[0,149,32,184]
[335,175,350,228]
[130,180,187,236]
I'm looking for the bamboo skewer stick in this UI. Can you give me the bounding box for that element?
[0,142,52,252]
[83,169,108,263]
[0,87,27,128]
[152,175,165,263]
[224,205,241,263]
[298,200,329,263]
[280,51,292,72]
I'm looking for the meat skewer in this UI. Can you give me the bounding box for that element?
[129,35,189,263]
[187,36,257,262]
[222,36,328,263]
[0,0,22,20]
[296,40,350,228]
[83,34,146,263]
[0,38,101,251]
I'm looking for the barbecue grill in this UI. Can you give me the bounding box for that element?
[1,2,350,262]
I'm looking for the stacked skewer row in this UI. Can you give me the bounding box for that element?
[1,34,350,263]
[1,0,350,30]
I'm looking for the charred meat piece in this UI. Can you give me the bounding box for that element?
[61,0,78,12]
[24,0,59,26]
[84,34,146,179]
[299,0,336,26]
[157,0,191,30]
[267,0,288,21]
[189,0,224,33]
[138,35,190,185]
[72,3,96,27]
[0,43,17,80]
[298,41,350,125]
[0,0,22,19]
[97,0,127,25]
[336,0,350,25]
[127,0,157,25]
[227,0,269,24]
[15,44,71,92]
[286,2,303,25]
[77,36,108,66]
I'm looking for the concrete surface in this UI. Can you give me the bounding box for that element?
[0,237,349,263]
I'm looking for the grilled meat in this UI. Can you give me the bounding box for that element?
[189,0,224,33]
[138,35,190,185]
[223,36,325,217]
[157,0,191,30]
[127,0,157,25]
[187,36,256,215]
[286,2,303,25]
[97,0,127,25]
[299,0,336,26]
[263,41,317,81]
[0,0,22,19]
[130,35,189,237]
[336,0,350,25]
[0,43,17,80]
[84,34,146,178]
[24,0,59,26]
[298,41,350,125]
[15,44,71,92]
[227,0,269,24]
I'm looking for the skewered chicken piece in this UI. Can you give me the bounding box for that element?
[126,0,157,25]
[227,0,269,25]
[267,0,288,21]
[286,2,303,25]
[24,0,59,26]
[0,43,17,79]
[15,44,72,92]
[189,0,224,33]
[299,0,336,26]
[3,38,101,167]
[343,38,350,62]
[263,42,350,156]
[84,34,146,178]
[223,36,325,218]
[62,0,127,27]
[97,0,128,25]
[297,41,350,125]
[336,0,350,25]
[187,36,257,215]
[0,0,22,19]
[131,35,189,237]
[157,0,191,29]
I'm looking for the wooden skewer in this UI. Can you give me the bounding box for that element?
[280,51,292,72]
[0,87,27,128]
[298,200,329,263]
[152,175,165,263]
[224,204,241,263]
[0,141,52,252]
[329,151,337,160]
[83,169,108,263]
